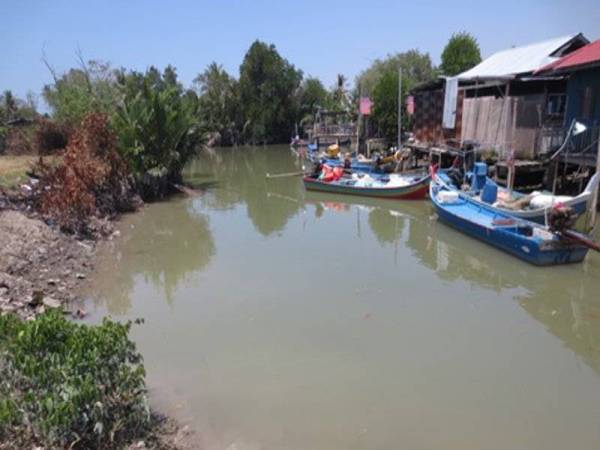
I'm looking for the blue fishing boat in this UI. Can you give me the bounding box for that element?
[430,174,590,265]
[437,163,600,224]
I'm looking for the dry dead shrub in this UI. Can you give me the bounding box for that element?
[36,113,136,234]
[35,118,70,155]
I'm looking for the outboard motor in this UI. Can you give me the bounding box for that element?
[471,162,488,192]
[548,204,576,232]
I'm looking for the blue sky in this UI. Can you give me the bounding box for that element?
[1,0,599,109]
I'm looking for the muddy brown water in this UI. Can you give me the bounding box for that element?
[83,146,600,450]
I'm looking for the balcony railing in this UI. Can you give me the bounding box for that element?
[308,124,357,137]
[540,124,599,166]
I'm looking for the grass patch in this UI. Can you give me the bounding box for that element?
[0,310,151,449]
[0,155,36,188]
[0,155,62,189]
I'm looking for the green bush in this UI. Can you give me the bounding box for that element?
[42,61,121,128]
[0,310,149,448]
[112,75,206,199]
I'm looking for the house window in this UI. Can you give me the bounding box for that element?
[546,94,566,117]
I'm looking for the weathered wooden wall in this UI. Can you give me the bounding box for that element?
[461,94,546,159]
[413,89,463,145]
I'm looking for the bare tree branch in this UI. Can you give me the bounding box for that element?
[75,45,93,94]
[41,46,59,84]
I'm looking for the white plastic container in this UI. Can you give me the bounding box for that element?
[437,190,460,204]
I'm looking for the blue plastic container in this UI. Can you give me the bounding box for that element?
[471,162,488,192]
[481,181,498,204]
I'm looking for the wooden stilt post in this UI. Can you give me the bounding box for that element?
[552,120,576,194]
[508,99,518,196]
[397,67,402,150]
[552,158,560,194]
[356,84,361,155]
[587,135,600,231]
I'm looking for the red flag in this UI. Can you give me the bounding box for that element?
[359,97,373,115]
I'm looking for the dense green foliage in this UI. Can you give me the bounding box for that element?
[0,310,149,448]
[440,32,482,76]
[372,70,401,145]
[33,34,481,169]
[41,62,206,199]
[38,43,346,150]
[356,50,436,96]
[194,63,241,146]
[43,61,121,128]
[357,50,436,144]
[297,77,330,127]
[238,40,303,144]
[113,67,206,199]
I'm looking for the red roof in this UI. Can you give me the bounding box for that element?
[537,39,600,73]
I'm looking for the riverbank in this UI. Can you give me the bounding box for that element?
[0,206,98,319]
[0,183,200,449]
[0,168,119,319]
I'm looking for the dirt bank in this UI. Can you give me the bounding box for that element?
[0,208,102,319]
[0,194,202,449]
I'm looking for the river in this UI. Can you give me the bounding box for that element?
[83,145,600,450]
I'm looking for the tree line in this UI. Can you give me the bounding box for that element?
[191,32,481,146]
[2,32,481,154]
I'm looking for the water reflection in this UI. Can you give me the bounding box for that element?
[304,193,409,247]
[185,147,305,237]
[518,271,600,375]
[89,198,215,314]
[306,194,600,377]
[189,146,600,381]
[85,146,600,449]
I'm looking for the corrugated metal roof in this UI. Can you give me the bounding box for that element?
[458,35,579,80]
[537,39,600,73]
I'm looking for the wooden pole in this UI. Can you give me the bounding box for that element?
[397,67,402,150]
[588,134,600,230]
[552,158,560,195]
[508,164,514,198]
[356,84,361,155]
[266,170,306,179]
[552,120,575,194]
[508,100,518,198]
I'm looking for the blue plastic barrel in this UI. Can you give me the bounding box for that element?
[481,182,498,204]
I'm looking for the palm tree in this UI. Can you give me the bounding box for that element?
[113,81,206,198]
[331,74,350,111]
